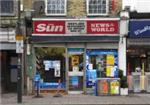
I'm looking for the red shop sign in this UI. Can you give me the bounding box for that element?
[87,20,119,34]
[33,21,65,35]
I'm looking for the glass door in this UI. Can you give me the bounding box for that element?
[68,48,84,94]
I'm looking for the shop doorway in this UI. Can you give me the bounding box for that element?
[68,48,84,94]
[35,47,66,89]
[1,50,18,93]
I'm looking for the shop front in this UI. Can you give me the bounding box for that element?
[127,20,150,93]
[30,18,121,94]
[0,28,18,93]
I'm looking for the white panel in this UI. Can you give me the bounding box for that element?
[136,0,150,13]
[118,37,126,76]
[122,0,136,11]
[120,20,129,35]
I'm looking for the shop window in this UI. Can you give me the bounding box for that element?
[45,0,67,16]
[86,49,118,78]
[86,0,109,16]
[0,0,14,16]
[35,47,66,89]
[69,55,83,72]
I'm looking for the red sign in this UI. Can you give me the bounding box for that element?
[33,21,65,34]
[87,21,119,34]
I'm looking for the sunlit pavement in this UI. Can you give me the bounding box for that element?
[1,93,150,105]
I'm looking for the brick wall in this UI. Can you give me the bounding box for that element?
[67,0,86,17]
[29,0,122,18]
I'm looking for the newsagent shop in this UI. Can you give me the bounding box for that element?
[28,18,125,95]
[127,20,150,93]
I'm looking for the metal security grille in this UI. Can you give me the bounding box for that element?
[87,0,109,15]
[46,0,66,15]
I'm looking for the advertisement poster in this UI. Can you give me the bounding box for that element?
[86,69,97,87]
[43,60,51,71]
[97,80,109,95]
[71,55,79,66]
[71,76,79,87]
[106,66,113,77]
[110,80,120,95]
[106,55,115,65]
[54,68,60,77]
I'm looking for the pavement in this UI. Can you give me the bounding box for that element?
[1,93,150,105]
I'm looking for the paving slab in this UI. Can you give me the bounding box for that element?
[1,93,150,105]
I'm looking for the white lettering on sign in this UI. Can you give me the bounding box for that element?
[36,24,63,32]
[134,25,150,36]
[91,23,115,32]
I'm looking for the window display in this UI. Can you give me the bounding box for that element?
[86,49,118,78]
[35,47,66,89]
[86,49,118,95]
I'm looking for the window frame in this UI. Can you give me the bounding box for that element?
[0,0,15,16]
[45,0,67,16]
[86,0,109,16]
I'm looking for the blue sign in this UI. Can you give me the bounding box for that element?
[68,48,84,53]
[130,20,150,38]
[86,49,118,56]
[71,76,79,86]
[86,69,97,87]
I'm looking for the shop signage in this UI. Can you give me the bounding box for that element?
[33,20,119,35]
[66,21,86,34]
[130,20,150,37]
[87,21,119,34]
[33,21,65,34]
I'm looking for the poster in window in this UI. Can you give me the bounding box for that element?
[110,80,120,95]
[106,66,113,77]
[86,69,97,87]
[97,80,109,95]
[54,68,60,77]
[54,60,61,77]
[106,55,115,65]
[43,61,50,71]
[53,60,61,70]
[71,55,79,66]
[71,76,79,87]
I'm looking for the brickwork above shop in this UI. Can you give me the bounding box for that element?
[26,0,122,18]
[67,0,86,17]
